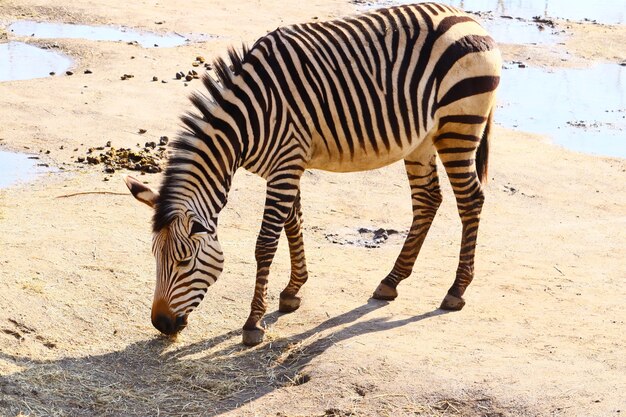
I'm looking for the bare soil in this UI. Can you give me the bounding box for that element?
[1,1,625,416]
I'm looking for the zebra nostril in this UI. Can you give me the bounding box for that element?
[152,313,177,335]
[175,315,188,329]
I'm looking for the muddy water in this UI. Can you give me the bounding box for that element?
[0,42,72,82]
[0,151,51,188]
[8,21,188,48]
[498,64,626,158]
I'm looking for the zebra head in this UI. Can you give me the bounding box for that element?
[124,175,224,335]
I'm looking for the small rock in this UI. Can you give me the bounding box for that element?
[192,62,200,67]
[66,71,74,76]
[49,71,55,76]
[185,74,193,81]
[104,166,115,173]
[138,129,147,134]
[161,80,168,83]
[159,136,169,146]
[195,56,205,63]
[145,141,156,149]
[84,69,93,74]
[77,157,85,163]
[105,141,112,147]
[152,76,158,81]
[175,72,183,80]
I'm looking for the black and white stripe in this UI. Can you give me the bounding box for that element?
[128,3,501,343]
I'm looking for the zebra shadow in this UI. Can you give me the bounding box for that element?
[0,300,449,416]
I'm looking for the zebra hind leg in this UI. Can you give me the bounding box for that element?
[279,191,308,313]
[434,114,490,311]
[373,143,442,301]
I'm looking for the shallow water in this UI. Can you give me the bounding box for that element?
[371,0,625,24]
[0,42,73,82]
[446,0,625,25]
[483,17,561,44]
[8,21,188,48]
[498,64,626,158]
[0,151,51,188]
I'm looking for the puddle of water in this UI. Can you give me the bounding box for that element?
[497,64,626,158]
[361,0,625,25]
[445,0,625,25]
[8,21,188,48]
[0,151,51,188]
[482,18,561,45]
[0,42,73,82]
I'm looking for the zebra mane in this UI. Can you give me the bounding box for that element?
[152,45,251,232]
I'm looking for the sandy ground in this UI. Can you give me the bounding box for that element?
[1,1,625,416]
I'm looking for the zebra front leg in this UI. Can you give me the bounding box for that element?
[242,170,303,346]
[373,145,442,300]
[279,191,308,313]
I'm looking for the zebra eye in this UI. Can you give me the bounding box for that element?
[190,221,209,236]
[178,256,192,267]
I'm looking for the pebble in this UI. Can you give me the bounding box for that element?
[49,71,55,76]
[75,142,166,173]
[84,69,93,74]
[66,71,74,76]
[138,129,147,134]
[121,74,134,80]
[152,76,158,81]
[185,74,193,81]
[161,80,168,83]
[159,136,169,146]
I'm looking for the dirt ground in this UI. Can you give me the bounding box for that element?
[0,1,625,416]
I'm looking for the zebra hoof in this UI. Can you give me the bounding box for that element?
[279,295,301,313]
[372,282,398,301]
[242,327,265,346]
[440,293,466,311]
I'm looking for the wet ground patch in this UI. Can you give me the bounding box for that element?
[325,227,407,248]
[0,151,53,188]
[498,63,626,158]
[8,21,190,48]
[0,41,72,81]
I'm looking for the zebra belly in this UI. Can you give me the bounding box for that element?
[306,135,425,173]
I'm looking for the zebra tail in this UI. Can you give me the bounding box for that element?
[476,108,493,184]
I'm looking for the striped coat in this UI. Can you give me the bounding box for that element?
[125,2,501,345]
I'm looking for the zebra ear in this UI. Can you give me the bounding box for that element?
[123,175,159,208]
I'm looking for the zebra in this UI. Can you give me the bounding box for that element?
[124,2,501,346]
